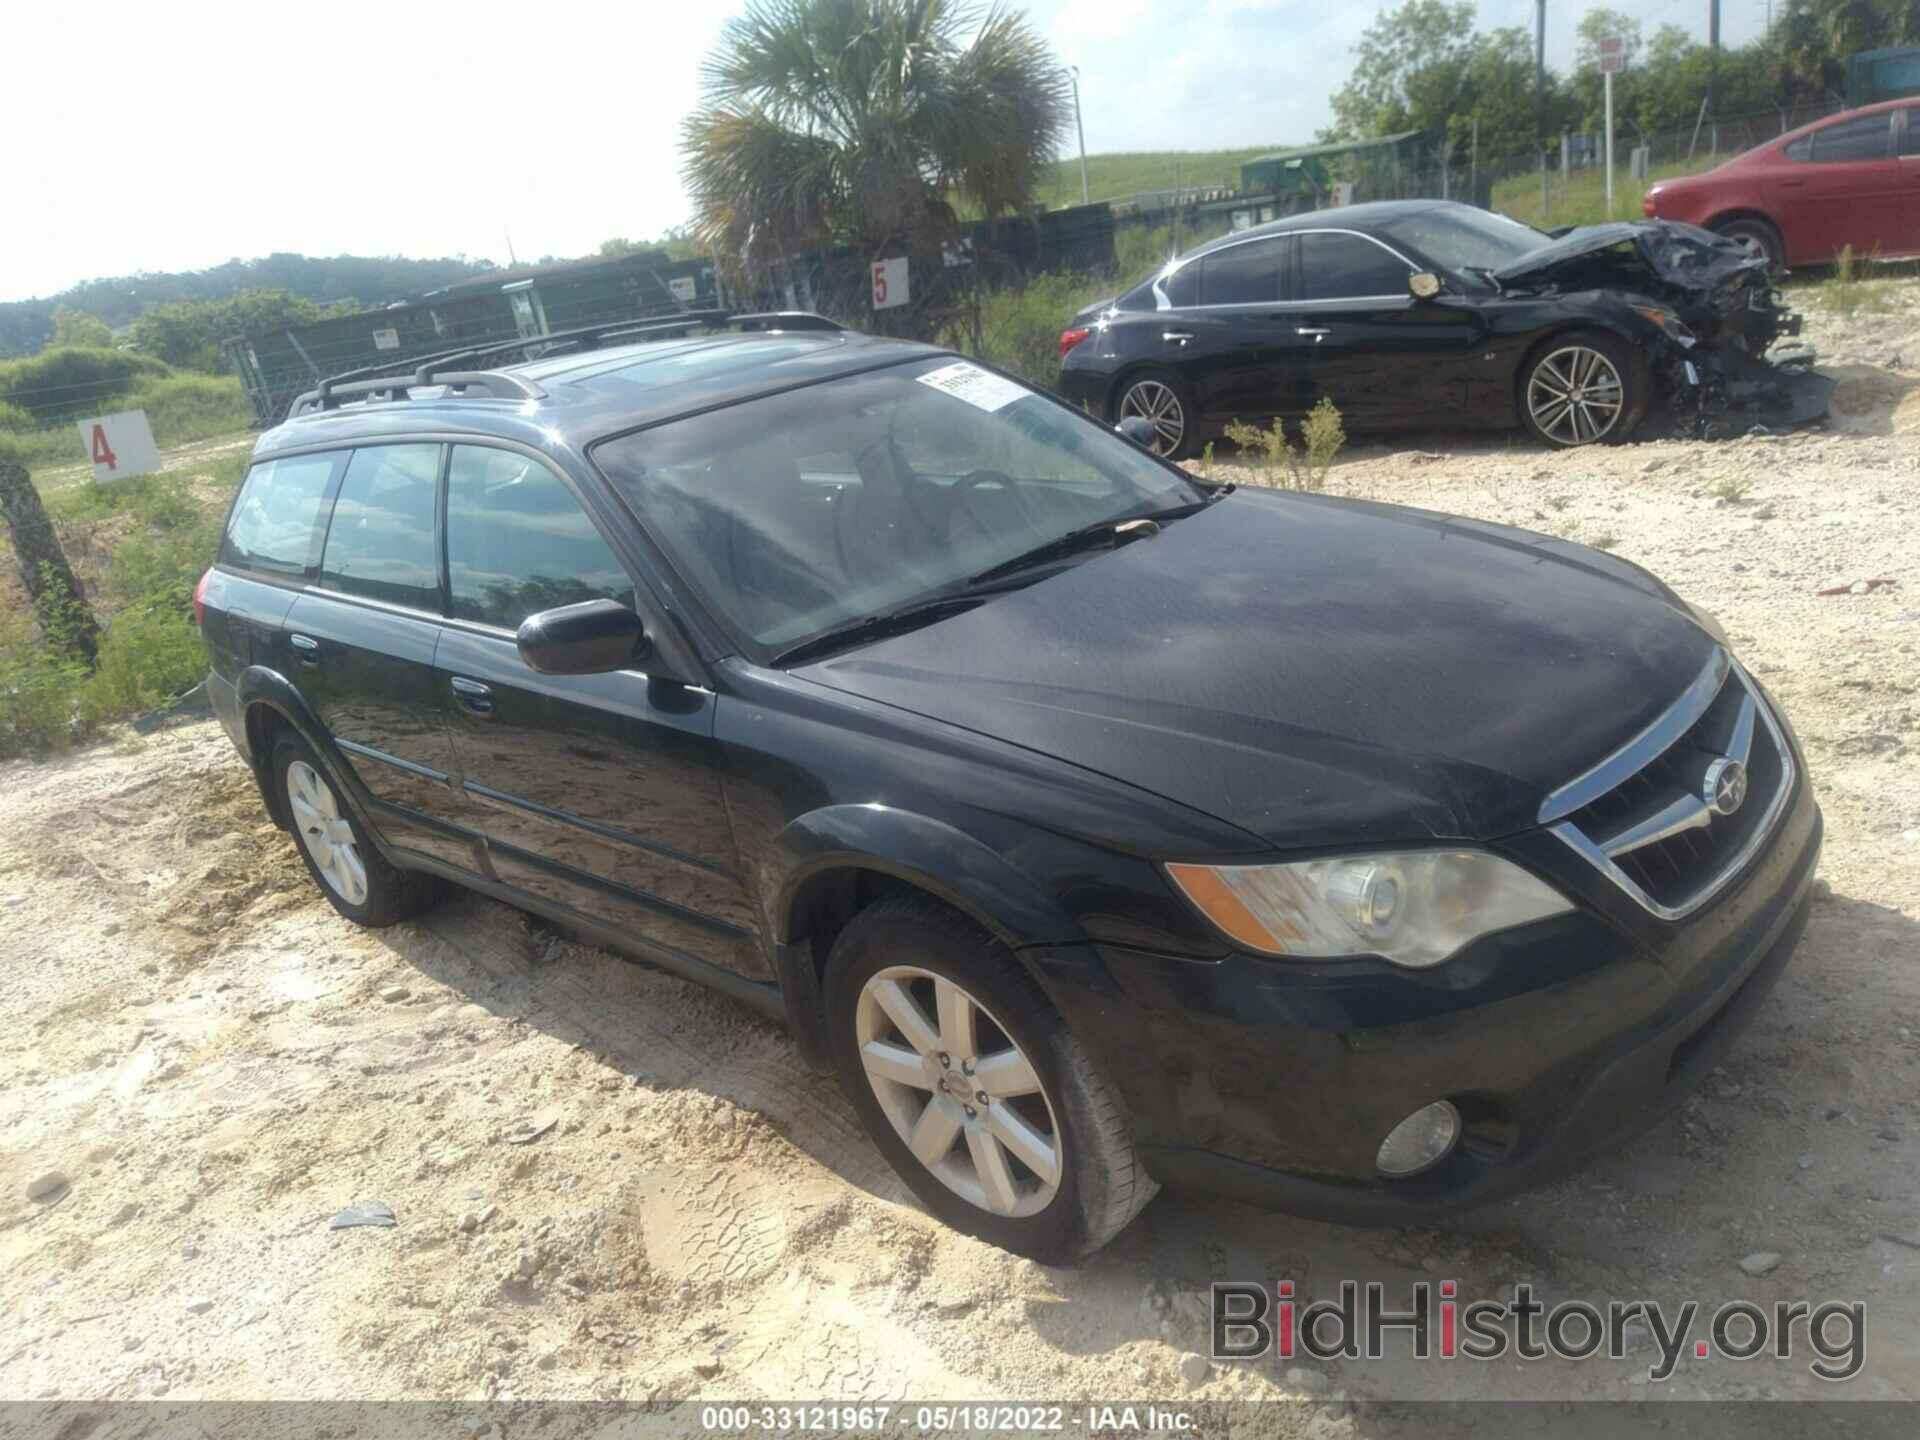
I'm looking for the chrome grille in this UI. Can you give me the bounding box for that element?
[1540,650,1794,920]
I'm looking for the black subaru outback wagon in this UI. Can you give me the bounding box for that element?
[199,312,1821,1260]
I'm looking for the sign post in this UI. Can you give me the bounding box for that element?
[1597,37,1625,218]
[76,409,162,484]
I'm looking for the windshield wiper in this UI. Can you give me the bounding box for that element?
[770,592,994,668]
[966,488,1231,588]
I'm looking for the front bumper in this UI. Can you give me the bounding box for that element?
[1030,775,1822,1225]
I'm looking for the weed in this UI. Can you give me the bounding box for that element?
[1222,397,1347,491]
[1823,245,1895,318]
[1546,493,1572,511]
[1589,529,1618,551]
[1709,474,1752,503]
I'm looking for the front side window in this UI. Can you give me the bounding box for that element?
[1298,232,1414,301]
[592,358,1205,658]
[445,446,635,631]
[1811,113,1892,162]
[1199,237,1290,305]
[319,444,441,610]
[222,451,346,577]
[1900,107,1920,157]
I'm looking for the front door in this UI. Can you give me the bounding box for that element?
[1293,230,1482,428]
[432,443,765,979]
[282,441,469,868]
[1767,110,1902,263]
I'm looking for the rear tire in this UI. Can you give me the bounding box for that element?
[1113,368,1200,460]
[824,896,1157,1261]
[1712,216,1785,276]
[1519,330,1646,449]
[274,734,442,927]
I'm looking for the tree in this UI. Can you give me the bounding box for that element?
[0,451,99,666]
[1327,0,1478,142]
[681,0,1070,337]
[129,289,352,372]
[50,308,113,349]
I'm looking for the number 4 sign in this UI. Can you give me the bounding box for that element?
[871,256,909,311]
[76,409,163,483]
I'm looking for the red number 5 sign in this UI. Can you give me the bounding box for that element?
[871,256,908,311]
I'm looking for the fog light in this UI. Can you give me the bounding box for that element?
[1376,1100,1461,1178]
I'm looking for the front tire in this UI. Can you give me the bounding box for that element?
[1712,215,1784,276]
[274,734,441,927]
[824,896,1157,1261]
[1113,368,1199,460]
[1519,330,1645,448]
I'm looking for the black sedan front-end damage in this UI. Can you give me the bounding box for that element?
[1493,220,1834,436]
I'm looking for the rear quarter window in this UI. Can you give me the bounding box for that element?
[221,451,346,577]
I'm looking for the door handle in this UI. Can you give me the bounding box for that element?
[1777,178,1805,188]
[449,676,495,716]
[288,633,320,666]
[1295,326,1331,337]
[1161,330,1194,344]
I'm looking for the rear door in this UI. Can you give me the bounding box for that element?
[1766,110,1901,262]
[280,442,470,868]
[1160,236,1322,423]
[432,443,764,979]
[1899,108,1920,253]
[1294,229,1484,429]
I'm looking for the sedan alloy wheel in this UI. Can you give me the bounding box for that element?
[1119,379,1186,457]
[1526,345,1625,446]
[286,759,369,906]
[855,964,1063,1218]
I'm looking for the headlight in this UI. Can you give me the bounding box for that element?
[1165,851,1573,968]
[1630,303,1696,347]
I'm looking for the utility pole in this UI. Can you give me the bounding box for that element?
[1707,0,1720,123]
[1068,67,1089,207]
[1536,0,1548,216]
[1470,116,1479,205]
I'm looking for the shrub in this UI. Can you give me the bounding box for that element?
[1223,397,1347,491]
[126,374,251,446]
[0,346,171,426]
[0,400,33,433]
[0,613,89,757]
[81,603,207,726]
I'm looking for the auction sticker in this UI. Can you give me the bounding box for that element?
[915,361,1028,413]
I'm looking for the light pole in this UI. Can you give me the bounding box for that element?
[1068,66,1089,206]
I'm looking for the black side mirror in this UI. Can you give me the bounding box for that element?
[1116,415,1158,449]
[515,598,647,676]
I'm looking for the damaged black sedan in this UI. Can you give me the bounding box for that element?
[1056,199,1831,456]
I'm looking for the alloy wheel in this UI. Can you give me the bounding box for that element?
[1527,345,1624,445]
[1119,380,1185,456]
[855,965,1063,1218]
[286,760,368,906]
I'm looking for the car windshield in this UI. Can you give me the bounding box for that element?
[1378,207,1549,284]
[591,357,1207,661]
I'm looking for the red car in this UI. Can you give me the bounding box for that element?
[1643,99,1920,271]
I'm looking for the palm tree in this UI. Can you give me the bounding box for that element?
[682,0,1071,336]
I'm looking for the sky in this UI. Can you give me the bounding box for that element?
[2,0,1766,303]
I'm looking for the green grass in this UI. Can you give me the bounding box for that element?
[1033,146,1286,210]
[0,455,243,759]
[0,374,251,485]
[1489,158,1716,229]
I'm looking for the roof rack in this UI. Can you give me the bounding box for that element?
[286,309,843,418]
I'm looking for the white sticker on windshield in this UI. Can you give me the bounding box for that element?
[915,360,1030,413]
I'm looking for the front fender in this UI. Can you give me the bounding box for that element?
[770,804,1086,950]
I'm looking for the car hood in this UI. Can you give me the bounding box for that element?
[796,490,1716,851]
[1493,218,1767,293]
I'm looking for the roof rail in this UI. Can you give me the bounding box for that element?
[286,309,844,419]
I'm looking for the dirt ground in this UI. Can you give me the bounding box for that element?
[2,284,1918,1422]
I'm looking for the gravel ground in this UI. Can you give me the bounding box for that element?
[2,282,1917,1422]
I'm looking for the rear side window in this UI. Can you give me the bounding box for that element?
[445,446,635,631]
[1199,237,1289,305]
[1159,264,1199,308]
[1810,112,1891,162]
[319,444,442,611]
[222,451,345,577]
[1299,232,1413,300]
[1901,108,1920,157]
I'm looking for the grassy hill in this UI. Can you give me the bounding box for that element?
[1032,146,1286,209]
